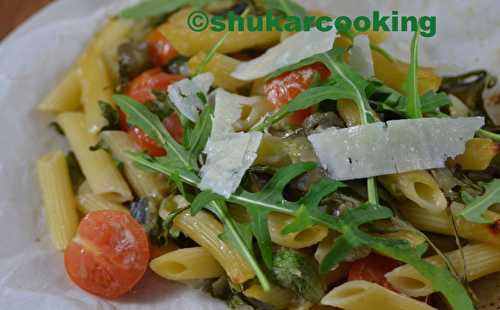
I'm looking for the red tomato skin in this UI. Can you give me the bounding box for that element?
[128,127,166,157]
[348,253,401,291]
[163,113,184,144]
[264,63,330,126]
[148,30,178,67]
[64,211,150,299]
[125,68,183,104]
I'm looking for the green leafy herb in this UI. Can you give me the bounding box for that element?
[459,179,500,223]
[120,0,211,19]
[252,0,306,17]
[405,30,422,118]
[272,249,324,303]
[99,101,121,131]
[65,152,84,192]
[191,190,224,215]
[372,87,451,115]
[186,103,213,163]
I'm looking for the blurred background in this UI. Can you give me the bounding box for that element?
[0,0,53,39]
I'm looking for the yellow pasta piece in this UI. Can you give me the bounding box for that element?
[254,135,291,167]
[150,247,224,281]
[38,67,81,112]
[448,138,499,170]
[77,181,129,214]
[188,52,250,92]
[378,171,447,213]
[159,8,280,56]
[373,50,442,95]
[57,112,133,203]
[243,284,295,309]
[337,99,362,127]
[386,243,500,297]
[321,280,436,310]
[101,131,170,199]
[399,200,500,246]
[173,210,254,284]
[37,151,79,250]
[268,213,328,249]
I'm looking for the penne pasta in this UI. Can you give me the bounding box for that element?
[268,212,328,249]
[448,138,499,170]
[173,210,254,284]
[321,280,436,310]
[378,171,447,213]
[77,181,129,214]
[149,247,224,281]
[188,52,250,92]
[399,200,500,246]
[159,8,280,56]
[337,99,362,127]
[243,284,295,309]
[386,243,500,297]
[57,112,132,203]
[101,131,170,199]
[38,67,81,112]
[37,151,79,250]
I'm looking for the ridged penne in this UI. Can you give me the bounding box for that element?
[57,112,132,203]
[386,244,500,297]
[38,67,81,112]
[378,171,447,213]
[321,280,436,310]
[243,284,295,309]
[173,210,254,284]
[149,247,224,281]
[448,138,498,170]
[77,181,129,214]
[399,200,500,246]
[101,131,170,199]
[159,8,280,56]
[188,52,249,92]
[37,151,79,250]
[268,213,328,249]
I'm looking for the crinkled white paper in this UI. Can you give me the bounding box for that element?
[0,0,499,309]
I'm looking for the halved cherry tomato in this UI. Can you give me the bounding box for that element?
[264,63,330,125]
[125,68,183,104]
[348,253,401,291]
[148,30,178,67]
[120,68,184,156]
[64,210,150,299]
[163,112,184,144]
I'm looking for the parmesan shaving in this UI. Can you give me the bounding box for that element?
[167,73,214,122]
[231,28,336,81]
[308,117,484,180]
[350,35,374,78]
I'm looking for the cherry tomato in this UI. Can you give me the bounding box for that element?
[121,68,184,156]
[348,253,401,291]
[64,210,150,299]
[264,63,330,126]
[163,112,184,144]
[148,30,178,67]
[125,68,183,104]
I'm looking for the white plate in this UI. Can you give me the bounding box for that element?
[0,0,498,309]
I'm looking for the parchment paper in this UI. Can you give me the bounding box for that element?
[0,0,498,309]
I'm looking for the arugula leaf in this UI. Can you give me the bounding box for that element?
[405,30,422,118]
[120,0,210,19]
[459,179,500,223]
[113,95,195,170]
[253,0,306,17]
[372,87,451,115]
[191,190,224,215]
[186,97,213,163]
[99,101,121,131]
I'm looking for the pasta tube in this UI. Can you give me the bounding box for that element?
[101,131,170,199]
[321,280,436,310]
[150,247,224,281]
[448,138,499,170]
[399,201,500,246]
[37,151,79,250]
[386,243,500,297]
[378,171,447,213]
[243,284,295,309]
[57,113,132,203]
[38,67,81,112]
[268,213,328,249]
[173,210,254,284]
[159,8,280,56]
[77,181,129,214]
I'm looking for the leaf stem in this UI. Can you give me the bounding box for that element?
[477,128,500,142]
